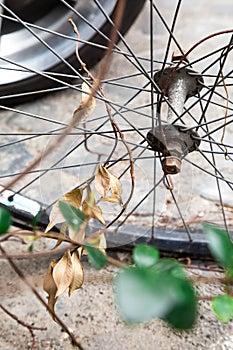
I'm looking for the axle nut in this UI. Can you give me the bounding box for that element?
[162,156,181,175]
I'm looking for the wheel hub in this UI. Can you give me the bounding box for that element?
[147,51,204,175]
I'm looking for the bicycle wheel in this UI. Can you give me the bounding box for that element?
[0,0,233,257]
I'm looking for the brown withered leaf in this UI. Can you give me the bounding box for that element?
[45,187,83,232]
[90,205,106,226]
[53,250,73,298]
[43,260,58,318]
[95,164,122,204]
[94,164,111,197]
[101,194,122,204]
[73,82,96,124]
[68,252,84,297]
[45,202,64,233]
[63,187,83,208]
[82,187,106,225]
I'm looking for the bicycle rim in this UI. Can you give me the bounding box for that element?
[0,0,233,257]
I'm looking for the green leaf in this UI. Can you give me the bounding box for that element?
[154,258,187,280]
[32,211,42,231]
[59,201,85,232]
[133,244,159,268]
[203,223,233,269]
[163,278,197,329]
[226,267,233,280]
[114,267,169,323]
[114,264,197,329]
[28,244,34,253]
[0,207,12,235]
[212,295,233,323]
[85,244,107,270]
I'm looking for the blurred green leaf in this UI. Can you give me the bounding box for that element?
[85,244,107,270]
[212,295,233,323]
[28,244,34,253]
[32,211,42,230]
[163,278,197,329]
[114,267,169,323]
[203,223,233,269]
[59,201,85,232]
[133,244,159,268]
[226,267,233,280]
[154,258,187,280]
[0,207,12,235]
[114,263,197,329]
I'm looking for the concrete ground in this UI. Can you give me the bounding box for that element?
[1,1,233,349]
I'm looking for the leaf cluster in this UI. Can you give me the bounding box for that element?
[204,223,233,323]
[2,204,233,330]
[114,244,197,329]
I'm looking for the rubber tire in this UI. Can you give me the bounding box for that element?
[1,0,145,105]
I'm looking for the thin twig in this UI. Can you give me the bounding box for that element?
[107,255,126,268]
[0,245,84,350]
[0,244,73,260]
[0,303,47,350]
[69,4,135,221]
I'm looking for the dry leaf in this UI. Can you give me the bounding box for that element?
[101,194,122,203]
[95,164,122,204]
[82,187,106,225]
[43,260,58,318]
[90,205,106,226]
[68,252,84,296]
[63,188,83,208]
[45,202,64,233]
[82,201,106,226]
[77,246,85,257]
[87,232,107,254]
[99,232,107,252]
[94,164,111,197]
[45,187,83,232]
[73,82,96,123]
[53,250,73,298]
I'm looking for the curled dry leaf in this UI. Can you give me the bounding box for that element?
[82,189,106,226]
[101,194,122,203]
[94,164,111,197]
[94,164,122,204]
[45,187,83,232]
[43,260,58,318]
[63,187,83,208]
[44,252,84,316]
[53,250,73,298]
[73,82,96,124]
[69,252,84,297]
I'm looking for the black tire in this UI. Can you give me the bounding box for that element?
[0,0,145,105]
